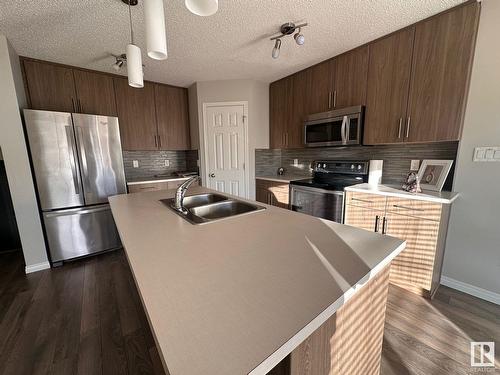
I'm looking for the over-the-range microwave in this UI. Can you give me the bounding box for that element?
[304,105,364,147]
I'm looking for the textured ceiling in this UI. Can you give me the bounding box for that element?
[0,0,466,87]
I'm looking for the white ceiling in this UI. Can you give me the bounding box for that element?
[0,0,466,87]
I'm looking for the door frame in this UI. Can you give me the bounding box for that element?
[201,101,250,198]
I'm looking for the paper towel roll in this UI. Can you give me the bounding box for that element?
[369,160,383,186]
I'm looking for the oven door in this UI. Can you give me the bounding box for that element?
[304,113,362,147]
[290,185,344,223]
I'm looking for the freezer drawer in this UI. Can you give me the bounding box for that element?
[43,204,121,263]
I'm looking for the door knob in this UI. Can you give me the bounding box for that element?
[209,173,215,178]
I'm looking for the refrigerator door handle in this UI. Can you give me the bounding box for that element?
[75,126,89,185]
[64,126,81,195]
[44,204,111,217]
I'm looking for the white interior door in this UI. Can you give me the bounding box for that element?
[204,103,247,198]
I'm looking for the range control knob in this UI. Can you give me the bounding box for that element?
[358,164,363,170]
[351,164,355,170]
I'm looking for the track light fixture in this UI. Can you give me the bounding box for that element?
[112,54,126,71]
[270,22,308,59]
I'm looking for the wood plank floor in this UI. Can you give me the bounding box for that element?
[0,249,498,375]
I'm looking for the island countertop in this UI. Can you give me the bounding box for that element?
[109,187,405,375]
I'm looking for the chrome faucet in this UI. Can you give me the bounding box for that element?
[174,176,201,213]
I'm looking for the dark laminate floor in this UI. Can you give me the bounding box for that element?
[1,249,498,375]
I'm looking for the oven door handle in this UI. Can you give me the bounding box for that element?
[341,115,348,145]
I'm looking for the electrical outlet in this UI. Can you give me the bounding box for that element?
[164,159,170,167]
[133,160,139,168]
[293,158,299,166]
[410,160,420,171]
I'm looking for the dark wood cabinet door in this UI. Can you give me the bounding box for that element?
[113,78,158,151]
[23,60,77,112]
[73,70,117,116]
[406,2,480,143]
[269,77,292,149]
[364,28,415,145]
[307,59,335,114]
[332,46,369,108]
[155,84,190,150]
[289,69,310,148]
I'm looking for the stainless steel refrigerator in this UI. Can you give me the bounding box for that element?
[24,109,126,265]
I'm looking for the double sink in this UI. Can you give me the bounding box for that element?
[161,193,265,225]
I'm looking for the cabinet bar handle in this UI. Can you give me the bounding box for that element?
[158,135,162,149]
[393,204,424,212]
[154,135,158,148]
[285,133,289,146]
[328,91,332,109]
[352,197,372,204]
[374,215,380,232]
[398,118,403,139]
[406,116,411,138]
[333,90,337,108]
[382,217,387,234]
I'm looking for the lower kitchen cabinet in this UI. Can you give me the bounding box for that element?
[255,179,289,209]
[344,190,451,298]
[128,179,192,194]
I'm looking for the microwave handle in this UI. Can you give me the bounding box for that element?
[341,116,348,145]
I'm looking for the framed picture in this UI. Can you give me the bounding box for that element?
[417,159,454,192]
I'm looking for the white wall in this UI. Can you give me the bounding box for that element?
[442,0,500,301]
[0,35,49,271]
[189,79,269,199]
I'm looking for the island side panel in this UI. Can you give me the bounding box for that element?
[288,266,390,375]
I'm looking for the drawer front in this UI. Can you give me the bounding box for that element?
[345,191,387,212]
[386,197,442,221]
[128,182,169,193]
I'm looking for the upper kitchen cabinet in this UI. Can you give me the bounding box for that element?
[406,2,480,143]
[73,70,117,116]
[155,84,190,150]
[332,46,369,108]
[289,69,310,148]
[307,59,335,114]
[364,28,415,145]
[114,78,158,151]
[269,76,293,149]
[22,59,77,113]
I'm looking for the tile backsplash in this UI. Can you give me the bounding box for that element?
[123,150,199,180]
[256,142,459,188]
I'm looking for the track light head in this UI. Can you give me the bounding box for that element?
[294,29,305,45]
[272,39,281,59]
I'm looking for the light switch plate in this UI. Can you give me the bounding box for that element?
[473,146,500,162]
[133,160,139,168]
[410,160,420,171]
[164,159,170,167]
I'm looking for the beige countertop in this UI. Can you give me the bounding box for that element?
[109,187,405,375]
[345,183,459,204]
[255,175,310,183]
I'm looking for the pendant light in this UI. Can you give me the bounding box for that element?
[144,0,168,60]
[126,0,144,88]
[185,0,218,16]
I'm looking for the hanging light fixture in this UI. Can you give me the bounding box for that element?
[126,0,144,88]
[185,0,218,16]
[144,0,168,60]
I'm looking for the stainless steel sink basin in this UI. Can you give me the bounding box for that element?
[181,193,227,209]
[161,193,265,224]
[189,200,264,221]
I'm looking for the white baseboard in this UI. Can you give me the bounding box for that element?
[441,276,500,305]
[25,261,51,274]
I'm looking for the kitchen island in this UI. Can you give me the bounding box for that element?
[109,187,405,375]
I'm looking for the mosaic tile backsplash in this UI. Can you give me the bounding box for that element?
[123,150,199,180]
[256,142,459,189]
